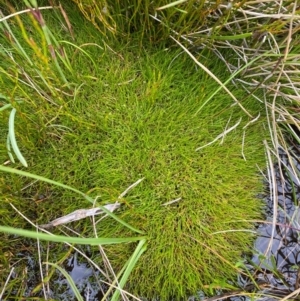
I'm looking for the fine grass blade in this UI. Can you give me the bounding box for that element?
[171,35,274,117]
[22,1,69,85]
[114,239,147,299]
[156,0,188,10]
[104,239,147,301]
[0,165,144,234]
[0,226,146,245]
[8,108,28,167]
[59,40,100,70]
[45,262,83,301]
[0,11,33,65]
[0,103,14,111]
[6,134,15,163]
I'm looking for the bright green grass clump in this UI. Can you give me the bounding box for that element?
[0,4,268,300]
[90,53,268,299]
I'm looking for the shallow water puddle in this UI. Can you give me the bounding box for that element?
[55,251,104,301]
[250,144,300,296]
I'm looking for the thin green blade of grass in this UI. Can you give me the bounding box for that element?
[170,36,252,118]
[111,239,147,301]
[8,108,28,167]
[0,164,93,200]
[22,3,69,85]
[54,46,73,74]
[46,28,74,73]
[235,260,261,291]
[0,226,146,245]
[6,135,15,163]
[156,0,188,11]
[0,165,144,234]
[0,12,33,65]
[41,25,69,85]
[0,103,13,111]
[24,0,38,8]
[33,69,61,104]
[170,36,275,117]
[59,40,100,70]
[44,262,84,301]
[196,33,253,41]
[283,123,300,145]
[1,9,66,106]
[0,93,9,99]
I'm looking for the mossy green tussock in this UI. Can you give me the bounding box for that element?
[0,4,268,300]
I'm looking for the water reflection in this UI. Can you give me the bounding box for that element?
[243,144,300,300]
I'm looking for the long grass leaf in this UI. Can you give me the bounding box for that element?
[170,36,272,117]
[0,165,94,199]
[0,103,13,111]
[111,239,147,301]
[0,165,144,234]
[6,135,15,163]
[196,33,252,40]
[0,12,33,65]
[0,103,11,112]
[0,100,23,111]
[0,226,146,245]
[8,108,28,167]
[24,0,38,8]
[45,262,84,301]
[59,40,99,70]
[171,36,254,118]
[156,0,188,10]
[99,205,145,234]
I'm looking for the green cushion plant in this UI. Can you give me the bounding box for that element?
[2,0,300,300]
